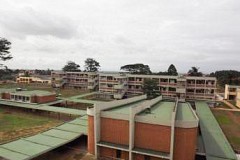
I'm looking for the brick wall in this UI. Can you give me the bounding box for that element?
[99,147,129,160]
[31,94,56,103]
[133,154,167,160]
[88,115,95,154]
[173,127,198,160]
[1,93,10,99]
[135,122,171,153]
[100,117,129,145]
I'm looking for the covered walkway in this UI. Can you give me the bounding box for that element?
[0,100,86,116]
[196,101,237,160]
[0,116,88,160]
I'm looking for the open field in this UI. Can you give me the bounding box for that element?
[0,83,88,98]
[212,109,240,152]
[0,107,62,143]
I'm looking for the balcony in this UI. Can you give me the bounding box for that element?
[176,88,186,93]
[114,84,125,89]
[128,81,143,85]
[114,92,125,99]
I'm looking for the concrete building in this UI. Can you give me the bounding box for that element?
[0,89,56,104]
[224,84,240,100]
[51,71,216,100]
[51,71,98,90]
[87,95,199,160]
[236,89,240,108]
[99,73,216,100]
[99,73,128,99]
[16,76,51,84]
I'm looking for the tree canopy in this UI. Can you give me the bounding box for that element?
[188,67,203,77]
[120,63,152,74]
[62,61,80,72]
[0,38,12,67]
[210,70,240,88]
[84,58,100,72]
[167,64,178,76]
[143,79,161,99]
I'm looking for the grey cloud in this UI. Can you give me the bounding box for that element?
[0,7,78,39]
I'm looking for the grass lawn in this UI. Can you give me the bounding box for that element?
[215,101,232,109]
[0,107,62,143]
[0,83,89,98]
[212,109,240,152]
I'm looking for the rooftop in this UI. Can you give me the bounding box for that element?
[176,102,196,121]
[0,88,55,96]
[137,101,175,123]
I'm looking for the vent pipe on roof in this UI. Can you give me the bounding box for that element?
[145,107,151,114]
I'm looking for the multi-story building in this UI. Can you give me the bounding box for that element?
[51,71,98,90]
[236,89,240,108]
[224,84,240,100]
[52,71,216,100]
[16,76,51,84]
[0,89,56,104]
[98,73,216,101]
[87,95,199,160]
[99,73,128,99]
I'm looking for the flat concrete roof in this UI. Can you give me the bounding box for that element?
[0,117,87,160]
[176,103,196,121]
[10,90,55,96]
[0,88,55,96]
[103,100,145,114]
[137,101,175,123]
[196,101,237,160]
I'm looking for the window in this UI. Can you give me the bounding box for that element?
[116,150,121,159]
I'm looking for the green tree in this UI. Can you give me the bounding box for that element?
[188,67,203,77]
[62,61,80,72]
[120,63,152,74]
[211,70,240,88]
[143,79,161,99]
[167,64,178,76]
[84,58,100,72]
[0,37,12,67]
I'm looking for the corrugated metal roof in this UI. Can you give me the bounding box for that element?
[0,117,87,160]
[0,100,86,116]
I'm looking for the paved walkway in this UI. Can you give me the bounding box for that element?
[222,100,238,109]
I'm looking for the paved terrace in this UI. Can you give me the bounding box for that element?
[196,101,237,160]
[0,116,88,160]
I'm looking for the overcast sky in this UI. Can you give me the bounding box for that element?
[0,0,240,73]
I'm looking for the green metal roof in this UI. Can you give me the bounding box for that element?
[138,101,175,122]
[176,102,196,121]
[0,117,88,160]
[196,101,237,160]
[0,100,86,116]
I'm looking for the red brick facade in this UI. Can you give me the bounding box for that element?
[135,122,171,153]
[1,93,10,99]
[99,147,129,160]
[100,117,129,145]
[30,95,56,103]
[173,127,198,160]
[89,116,198,160]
